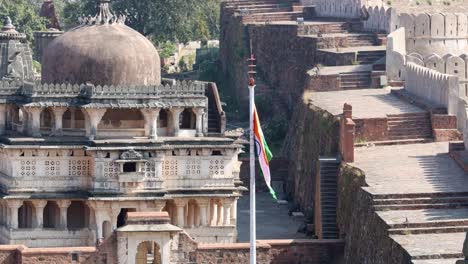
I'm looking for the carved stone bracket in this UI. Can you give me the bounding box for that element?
[120,149,144,161]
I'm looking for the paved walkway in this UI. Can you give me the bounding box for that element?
[391,233,465,259]
[236,192,308,242]
[352,142,468,195]
[309,88,425,118]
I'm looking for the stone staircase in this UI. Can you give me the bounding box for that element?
[346,34,377,47]
[319,157,340,239]
[223,0,303,23]
[205,87,221,134]
[387,112,433,142]
[372,192,468,241]
[373,193,468,211]
[356,50,386,65]
[339,72,371,89]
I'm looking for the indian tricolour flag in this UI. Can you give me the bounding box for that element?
[253,105,277,200]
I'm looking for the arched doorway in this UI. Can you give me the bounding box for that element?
[135,241,161,264]
[158,110,169,136]
[18,201,35,229]
[43,201,60,228]
[67,201,89,230]
[40,108,54,134]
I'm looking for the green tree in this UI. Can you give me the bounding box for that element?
[0,0,46,42]
[62,0,221,43]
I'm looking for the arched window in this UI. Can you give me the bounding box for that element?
[179,109,195,129]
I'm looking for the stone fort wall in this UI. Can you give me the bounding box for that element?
[0,234,344,264]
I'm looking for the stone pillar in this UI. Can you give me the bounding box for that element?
[0,104,7,135]
[170,107,184,137]
[197,199,209,227]
[141,108,161,139]
[187,203,195,228]
[57,200,71,229]
[52,107,67,136]
[8,200,22,229]
[111,204,120,231]
[230,198,237,225]
[192,108,205,137]
[222,199,233,226]
[217,201,223,226]
[25,107,43,137]
[95,214,103,242]
[340,103,355,162]
[70,108,76,129]
[31,200,47,228]
[84,108,107,140]
[210,200,217,226]
[174,199,186,227]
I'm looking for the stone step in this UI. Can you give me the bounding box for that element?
[387,112,430,118]
[374,196,468,206]
[387,130,433,136]
[373,192,468,200]
[374,203,468,211]
[355,138,433,147]
[388,121,431,127]
[391,219,468,229]
[389,225,468,235]
[388,135,433,140]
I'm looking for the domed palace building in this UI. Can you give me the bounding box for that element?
[0,0,244,251]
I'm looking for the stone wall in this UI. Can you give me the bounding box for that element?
[192,237,344,264]
[313,0,363,18]
[282,92,340,218]
[405,62,459,115]
[362,6,393,33]
[337,165,412,264]
[395,12,468,56]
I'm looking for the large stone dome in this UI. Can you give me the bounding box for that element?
[41,1,161,86]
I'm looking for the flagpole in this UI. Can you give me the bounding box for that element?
[248,51,257,264]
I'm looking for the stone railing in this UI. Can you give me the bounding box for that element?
[7,156,92,192]
[4,227,94,247]
[185,226,237,244]
[162,156,235,190]
[0,80,22,95]
[6,80,208,99]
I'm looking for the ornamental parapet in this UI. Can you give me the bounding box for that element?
[11,80,208,99]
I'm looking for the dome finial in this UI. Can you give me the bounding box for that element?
[2,17,16,32]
